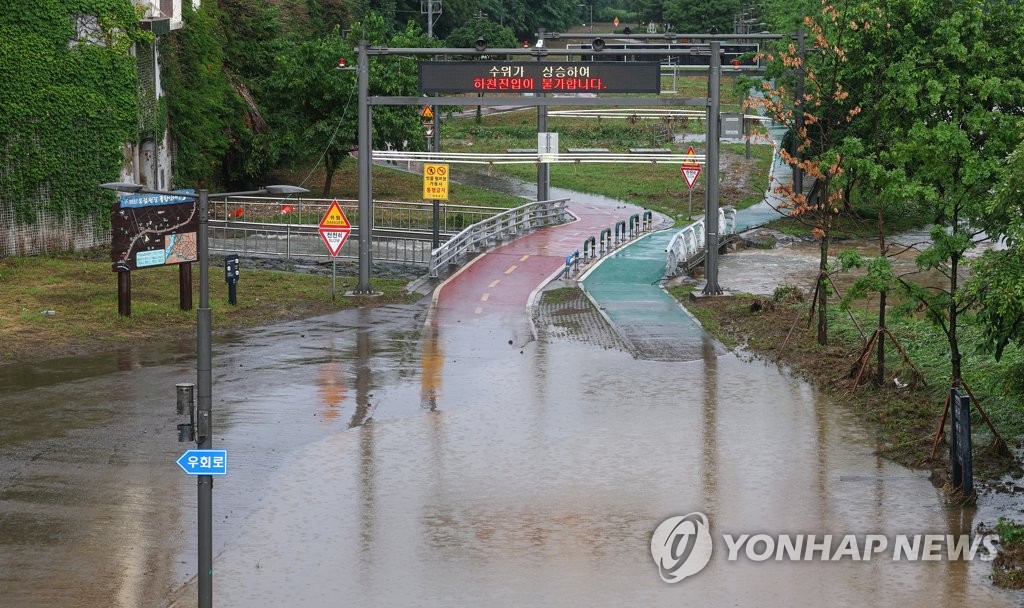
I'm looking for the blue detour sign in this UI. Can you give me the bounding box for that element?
[177,449,228,476]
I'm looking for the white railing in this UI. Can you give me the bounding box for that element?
[665,206,737,277]
[429,198,570,277]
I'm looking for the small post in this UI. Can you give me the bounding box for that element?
[432,200,440,249]
[950,387,974,496]
[179,263,193,311]
[224,255,239,305]
[117,270,131,317]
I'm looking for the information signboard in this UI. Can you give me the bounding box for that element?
[419,61,660,94]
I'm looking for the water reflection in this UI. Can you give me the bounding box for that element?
[420,324,443,412]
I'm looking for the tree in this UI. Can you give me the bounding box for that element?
[662,0,740,34]
[752,3,863,345]
[263,13,434,196]
[888,0,1024,389]
[445,18,518,50]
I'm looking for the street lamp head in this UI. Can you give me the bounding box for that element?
[264,185,310,195]
[99,181,144,193]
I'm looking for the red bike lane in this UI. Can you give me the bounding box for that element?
[429,200,647,326]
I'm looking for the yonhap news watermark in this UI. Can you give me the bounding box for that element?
[651,512,1000,583]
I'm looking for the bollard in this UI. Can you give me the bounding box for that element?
[950,387,974,496]
[224,254,240,305]
[629,214,640,237]
[599,228,612,254]
[614,220,626,244]
[583,236,596,259]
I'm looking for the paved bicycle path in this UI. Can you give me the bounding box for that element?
[580,230,721,361]
[430,197,648,331]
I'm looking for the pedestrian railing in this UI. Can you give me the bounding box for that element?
[428,198,570,277]
[664,206,737,277]
[206,196,506,264]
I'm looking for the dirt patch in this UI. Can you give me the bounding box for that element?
[684,293,1015,472]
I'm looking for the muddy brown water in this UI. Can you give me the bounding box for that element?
[2,187,1020,605]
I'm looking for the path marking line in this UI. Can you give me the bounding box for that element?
[488,279,501,288]
[519,255,530,262]
[505,265,517,274]
[481,293,490,302]
[474,307,483,314]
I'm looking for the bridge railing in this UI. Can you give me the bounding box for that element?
[429,198,570,277]
[665,206,737,277]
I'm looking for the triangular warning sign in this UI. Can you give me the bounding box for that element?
[318,199,351,229]
[682,166,701,189]
[681,146,701,189]
[421,106,434,120]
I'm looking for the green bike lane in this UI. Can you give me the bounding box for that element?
[580,229,722,361]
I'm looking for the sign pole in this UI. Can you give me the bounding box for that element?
[196,188,213,608]
[332,258,337,301]
[688,189,692,219]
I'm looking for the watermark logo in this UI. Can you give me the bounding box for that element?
[650,512,713,583]
[651,512,1001,581]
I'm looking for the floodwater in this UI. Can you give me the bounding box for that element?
[2,180,1021,606]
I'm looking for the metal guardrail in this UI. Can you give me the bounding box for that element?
[429,198,570,277]
[664,206,737,277]
[206,196,506,264]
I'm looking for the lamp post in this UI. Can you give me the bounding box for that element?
[579,3,593,33]
[100,181,308,608]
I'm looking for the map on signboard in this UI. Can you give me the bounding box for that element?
[110,190,198,271]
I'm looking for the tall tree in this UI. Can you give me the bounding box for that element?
[662,0,740,33]
[888,0,1024,388]
[752,2,863,345]
[263,13,434,196]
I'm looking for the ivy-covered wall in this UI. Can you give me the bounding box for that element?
[0,0,147,254]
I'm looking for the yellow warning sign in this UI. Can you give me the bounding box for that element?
[423,163,449,200]
[318,199,351,229]
[421,106,434,120]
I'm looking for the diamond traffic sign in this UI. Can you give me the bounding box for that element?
[681,146,701,190]
[318,199,352,256]
[177,449,228,476]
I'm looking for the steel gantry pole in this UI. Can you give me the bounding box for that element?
[702,41,723,296]
[356,40,374,294]
[536,30,550,202]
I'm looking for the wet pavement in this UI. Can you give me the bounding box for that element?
[3,154,1023,607]
[581,230,718,361]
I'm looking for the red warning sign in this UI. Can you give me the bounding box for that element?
[318,200,351,256]
[681,146,701,190]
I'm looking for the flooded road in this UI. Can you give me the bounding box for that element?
[3,170,1021,605]
[176,319,1018,607]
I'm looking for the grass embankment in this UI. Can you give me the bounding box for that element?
[671,285,1024,475]
[441,103,774,221]
[0,251,422,364]
[273,158,527,209]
